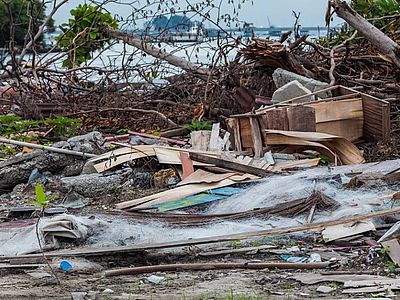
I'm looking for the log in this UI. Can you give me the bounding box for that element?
[330,0,400,68]
[104,262,331,277]
[104,27,210,79]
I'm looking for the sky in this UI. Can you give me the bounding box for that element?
[51,0,342,28]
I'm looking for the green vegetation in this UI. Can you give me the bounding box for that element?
[306,153,332,166]
[0,0,50,47]
[44,116,80,137]
[56,4,118,68]
[185,121,212,132]
[197,290,265,300]
[0,115,80,138]
[33,183,49,208]
[323,0,400,46]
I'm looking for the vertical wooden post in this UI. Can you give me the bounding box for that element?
[249,116,263,158]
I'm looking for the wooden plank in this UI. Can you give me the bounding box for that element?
[189,152,270,177]
[104,262,330,276]
[307,98,363,123]
[249,116,263,157]
[177,169,235,186]
[287,106,316,132]
[93,146,156,172]
[381,239,400,266]
[179,152,194,179]
[154,147,215,166]
[233,119,242,152]
[4,207,400,260]
[262,108,289,131]
[239,118,253,148]
[322,221,376,242]
[190,130,211,151]
[208,187,245,196]
[117,179,238,210]
[199,245,276,257]
[316,119,363,142]
[339,86,390,141]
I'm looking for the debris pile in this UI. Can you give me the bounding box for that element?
[1,1,400,298]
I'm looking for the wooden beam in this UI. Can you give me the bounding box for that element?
[104,262,331,276]
[249,117,263,157]
[189,152,270,177]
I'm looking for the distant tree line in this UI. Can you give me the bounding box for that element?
[0,0,54,48]
[144,14,195,32]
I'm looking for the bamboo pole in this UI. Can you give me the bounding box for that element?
[0,137,97,159]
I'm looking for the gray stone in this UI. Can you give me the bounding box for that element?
[81,160,97,175]
[316,285,335,294]
[130,136,168,146]
[60,168,132,197]
[273,68,331,98]
[55,131,106,154]
[0,151,78,192]
[62,191,87,209]
[272,80,314,104]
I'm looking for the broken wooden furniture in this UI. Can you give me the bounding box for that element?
[227,85,390,158]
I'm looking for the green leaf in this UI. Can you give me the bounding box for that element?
[34,183,48,208]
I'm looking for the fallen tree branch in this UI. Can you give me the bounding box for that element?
[104,27,210,79]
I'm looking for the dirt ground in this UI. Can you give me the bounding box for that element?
[0,242,394,300]
[0,265,372,300]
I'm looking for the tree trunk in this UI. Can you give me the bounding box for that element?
[104,27,210,79]
[330,0,400,69]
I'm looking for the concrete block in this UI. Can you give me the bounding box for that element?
[272,80,314,104]
[273,68,331,98]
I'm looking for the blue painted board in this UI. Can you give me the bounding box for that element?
[151,187,245,212]
[210,187,244,196]
[154,193,225,212]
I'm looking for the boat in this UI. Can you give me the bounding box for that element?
[165,25,205,43]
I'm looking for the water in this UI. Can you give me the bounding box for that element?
[20,29,327,83]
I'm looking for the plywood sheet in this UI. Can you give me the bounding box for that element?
[264,130,365,165]
[322,220,375,242]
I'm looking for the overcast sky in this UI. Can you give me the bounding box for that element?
[51,0,342,28]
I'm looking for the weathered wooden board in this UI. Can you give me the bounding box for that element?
[306,98,363,141]
[152,187,245,212]
[287,106,316,132]
[339,86,390,141]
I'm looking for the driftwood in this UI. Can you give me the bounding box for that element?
[330,0,400,68]
[104,27,210,79]
[104,262,331,277]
